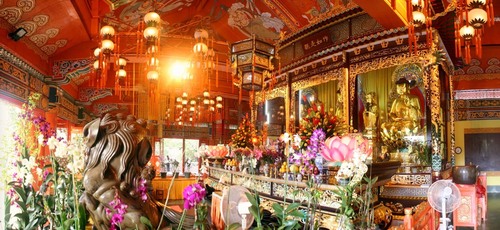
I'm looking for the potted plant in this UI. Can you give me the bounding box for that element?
[184,159,192,178]
[160,155,171,178]
[172,159,179,178]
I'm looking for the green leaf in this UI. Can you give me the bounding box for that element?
[227,223,241,230]
[140,216,153,229]
[14,212,29,227]
[283,220,298,226]
[64,219,75,229]
[13,186,27,202]
[248,205,259,220]
[289,210,306,219]
[272,202,283,214]
[284,203,300,213]
[244,192,258,208]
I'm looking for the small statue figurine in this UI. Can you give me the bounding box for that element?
[362,91,379,136]
[335,89,343,118]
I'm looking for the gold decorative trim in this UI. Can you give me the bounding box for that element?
[0,59,29,84]
[455,99,500,109]
[255,86,287,104]
[0,77,27,101]
[279,9,363,49]
[455,110,500,121]
[291,67,344,92]
[452,73,500,81]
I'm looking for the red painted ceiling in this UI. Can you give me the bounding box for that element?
[0,0,498,66]
[1,0,499,113]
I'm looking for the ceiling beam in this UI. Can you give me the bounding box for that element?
[352,0,407,29]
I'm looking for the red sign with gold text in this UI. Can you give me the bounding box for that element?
[301,29,332,55]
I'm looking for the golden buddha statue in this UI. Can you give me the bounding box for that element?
[381,78,421,150]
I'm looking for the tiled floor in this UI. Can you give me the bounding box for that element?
[457,193,500,230]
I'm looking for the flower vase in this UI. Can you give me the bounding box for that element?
[283,172,288,180]
[337,177,350,186]
[238,164,243,172]
[263,163,270,177]
[296,173,302,182]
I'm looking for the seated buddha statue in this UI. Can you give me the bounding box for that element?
[381,78,422,149]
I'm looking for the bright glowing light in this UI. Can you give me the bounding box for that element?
[100,25,115,37]
[169,61,190,79]
[0,101,20,145]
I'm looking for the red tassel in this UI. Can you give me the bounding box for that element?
[476,33,482,58]
[407,0,413,22]
[392,0,396,9]
[454,21,461,58]
[465,43,470,64]
[487,1,494,26]
[238,79,242,105]
[216,55,219,88]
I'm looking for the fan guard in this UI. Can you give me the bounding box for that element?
[427,180,461,213]
[220,185,255,229]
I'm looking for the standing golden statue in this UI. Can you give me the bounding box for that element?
[362,92,379,137]
[381,78,422,150]
[335,89,343,118]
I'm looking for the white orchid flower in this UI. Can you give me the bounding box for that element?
[47,136,58,150]
[37,134,45,145]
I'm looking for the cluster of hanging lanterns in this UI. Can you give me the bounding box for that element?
[406,0,493,64]
[455,0,494,64]
[92,10,161,85]
[144,11,161,81]
[173,91,223,125]
[192,29,216,70]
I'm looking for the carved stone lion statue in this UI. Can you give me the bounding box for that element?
[80,113,162,230]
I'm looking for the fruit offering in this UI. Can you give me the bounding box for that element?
[279,162,288,173]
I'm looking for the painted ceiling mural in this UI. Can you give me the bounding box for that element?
[48,0,355,109]
[0,0,83,56]
[103,0,346,41]
[2,0,499,120]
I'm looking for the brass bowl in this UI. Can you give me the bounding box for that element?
[452,165,477,184]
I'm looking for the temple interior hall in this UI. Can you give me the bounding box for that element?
[1,0,500,229]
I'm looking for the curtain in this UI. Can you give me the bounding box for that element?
[317,80,339,113]
[357,66,397,124]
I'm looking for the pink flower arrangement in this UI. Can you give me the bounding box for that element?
[321,133,372,163]
[137,178,148,202]
[182,183,206,210]
[230,147,253,161]
[106,190,128,230]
